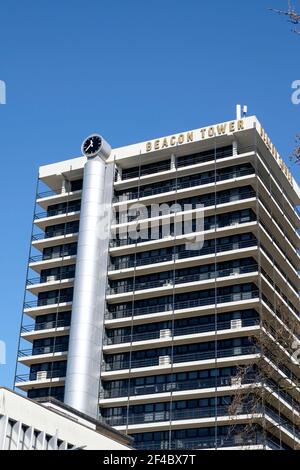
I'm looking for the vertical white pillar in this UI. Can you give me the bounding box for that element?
[64,152,113,419]
[233,140,238,156]
[171,154,176,170]
[117,166,122,182]
[36,431,46,450]
[24,426,34,450]
[61,179,69,194]
[0,415,8,450]
[11,421,21,450]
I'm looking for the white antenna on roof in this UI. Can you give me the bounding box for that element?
[236,104,248,120]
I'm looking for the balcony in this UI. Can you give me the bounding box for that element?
[107,264,258,296]
[27,272,75,286]
[113,167,255,203]
[28,254,77,273]
[114,190,256,227]
[21,319,71,334]
[103,403,255,427]
[36,189,83,210]
[109,216,256,249]
[100,375,256,400]
[134,435,287,451]
[15,370,66,389]
[113,405,299,446]
[120,161,171,181]
[23,296,73,317]
[104,405,300,440]
[105,290,259,321]
[34,205,81,231]
[26,274,75,294]
[18,343,68,358]
[109,238,258,271]
[103,345,259,372]
[34,207,80,221]
[29,252,77,263]
[104,318,260,346]
[32,226,79,246]
[17,343,68,365]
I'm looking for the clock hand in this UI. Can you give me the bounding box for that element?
[85,140,94,152]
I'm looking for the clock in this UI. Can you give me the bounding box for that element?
[81,134,103,157]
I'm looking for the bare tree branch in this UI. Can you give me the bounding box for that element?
[269,1,300,34]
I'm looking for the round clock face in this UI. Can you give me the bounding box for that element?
[82,134,102,157]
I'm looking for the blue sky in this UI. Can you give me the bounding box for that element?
[0,0,299,388]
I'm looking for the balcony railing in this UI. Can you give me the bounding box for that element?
[18,343,68,358]
[104,405,299,440]
[21,319,71,334]
[265,406,300,438]
[105,290,259,320]
[261,267,299,318]
[103,403,254,427]
[134,435,285,451]
[29,252,77,263]
[100,375,256,400]
[32,226,79,241]
[24,295,72,309]
[15,370,66,383]
[115,190,256,225]
[107,264,258,295]
[37,188,82,199]
[104,318,260,346]
[103,345,259,371]
[34,204,81,220]
[26,273,75,286]
[113,167,255,203]
[121,162,171,181]
[109,238,257,271]
[109,216,256,248]
[100,376,300,417]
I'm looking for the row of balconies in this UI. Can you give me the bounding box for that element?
[106,264,258,296]
[102,404,300,440]
[105,290,259,321]
[133,434,284,450]
[34,146,300,234]
[113,166,255,203]
[108,238,257,271]
[103,345,259,372]
[24,244,299,318]
[110,409,300,452]
[28,206,298,292]
[103,318,259,346]
[100,376,300,415]
[18,321,258,363]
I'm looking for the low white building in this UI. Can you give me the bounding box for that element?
[0,387,133,450]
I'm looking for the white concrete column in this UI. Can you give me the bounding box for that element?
[233,140,238,156]
[0,415,8,450]
[36,431,46,450]
[24,426,34,450]
[61,178,69,194]
[171,154,176,170]
[11,421,21,450]
[117,166,122,181]
[49,435,58,450]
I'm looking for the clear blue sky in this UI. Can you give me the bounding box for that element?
[0,0,299,388]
